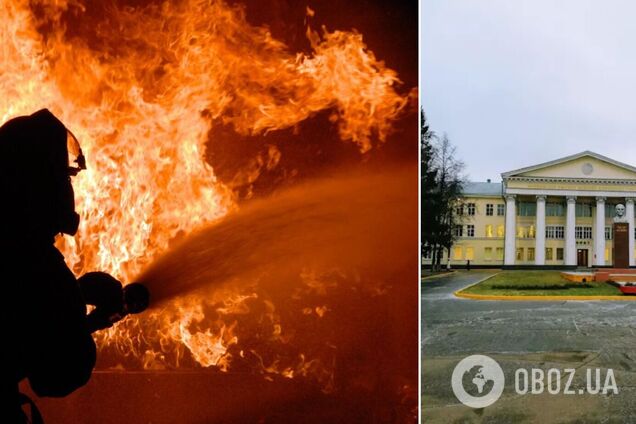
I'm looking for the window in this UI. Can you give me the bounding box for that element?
[527,247,535,261]
[497,204,505,216]
[467,203,476,216]
[546,226,565,239]
[605,227,612,240]
[575,226,592,239]
[516,248,524,261]
[484,247,493,261]
[546,202,565,216]
[466,247,474,260]
[466,225,475,237]
[456,205,464,216]
[485,224,493,238]
[486,204,494,216]
[546,226,554,239]
[423,247,431,259]
[453,247,463,260]
[517,226,535,238]
[545,247,553,261]
[497,225,505,237]
[556,248,564,261]
[496,247,504,260]
[517,202,536,216]
[576,203,592,217]
[455,225,463,237]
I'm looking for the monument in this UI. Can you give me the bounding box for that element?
[613,204,629,268]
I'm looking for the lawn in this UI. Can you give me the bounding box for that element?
[461,271,622,296]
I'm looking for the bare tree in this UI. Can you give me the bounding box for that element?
[420,107,466,272]
[421,110,438,255]
[430,134,465,271]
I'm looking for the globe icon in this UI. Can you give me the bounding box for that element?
[462,365,495,397]
[451,355,505,408]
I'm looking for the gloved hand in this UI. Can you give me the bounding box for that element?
[77,271,124,333]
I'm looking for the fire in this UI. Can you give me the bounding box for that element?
[1,0,412,391]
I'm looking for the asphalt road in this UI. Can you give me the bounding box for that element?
[422,270,636,423]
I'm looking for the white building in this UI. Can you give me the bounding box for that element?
[423,151,636,268]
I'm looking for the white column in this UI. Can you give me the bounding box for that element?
[535,195,546,265]
[595,197,606,267]
[627,198,635,267]
[565,196,577,266]
[504,194,517,266]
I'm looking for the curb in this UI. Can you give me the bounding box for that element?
[453,291,636,301]
[453,272,636,301]
[452,272,501,294]
[421,270,457,281]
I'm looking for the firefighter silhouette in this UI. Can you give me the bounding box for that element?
[0,109,148,422]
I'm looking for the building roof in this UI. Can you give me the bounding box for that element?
[462,181,502,196]
[501,150,636,178]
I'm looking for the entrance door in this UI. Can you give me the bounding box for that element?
[577,249,588,267]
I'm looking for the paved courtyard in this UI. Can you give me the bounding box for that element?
[422,270,636,423]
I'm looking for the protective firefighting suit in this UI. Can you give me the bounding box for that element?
[0,109,95,422]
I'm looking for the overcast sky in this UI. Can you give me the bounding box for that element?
[421,0,636,182]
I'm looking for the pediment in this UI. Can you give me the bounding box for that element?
[502,151,636,181]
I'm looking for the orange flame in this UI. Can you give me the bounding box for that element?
[1,0,411,388]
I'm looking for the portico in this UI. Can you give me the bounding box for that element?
[502,151,636,268]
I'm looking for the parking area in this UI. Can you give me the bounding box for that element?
[422,270,636,423]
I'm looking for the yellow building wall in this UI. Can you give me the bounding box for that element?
[422,196,506,267]
[422,190,634,267]
[422,194,626,267]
